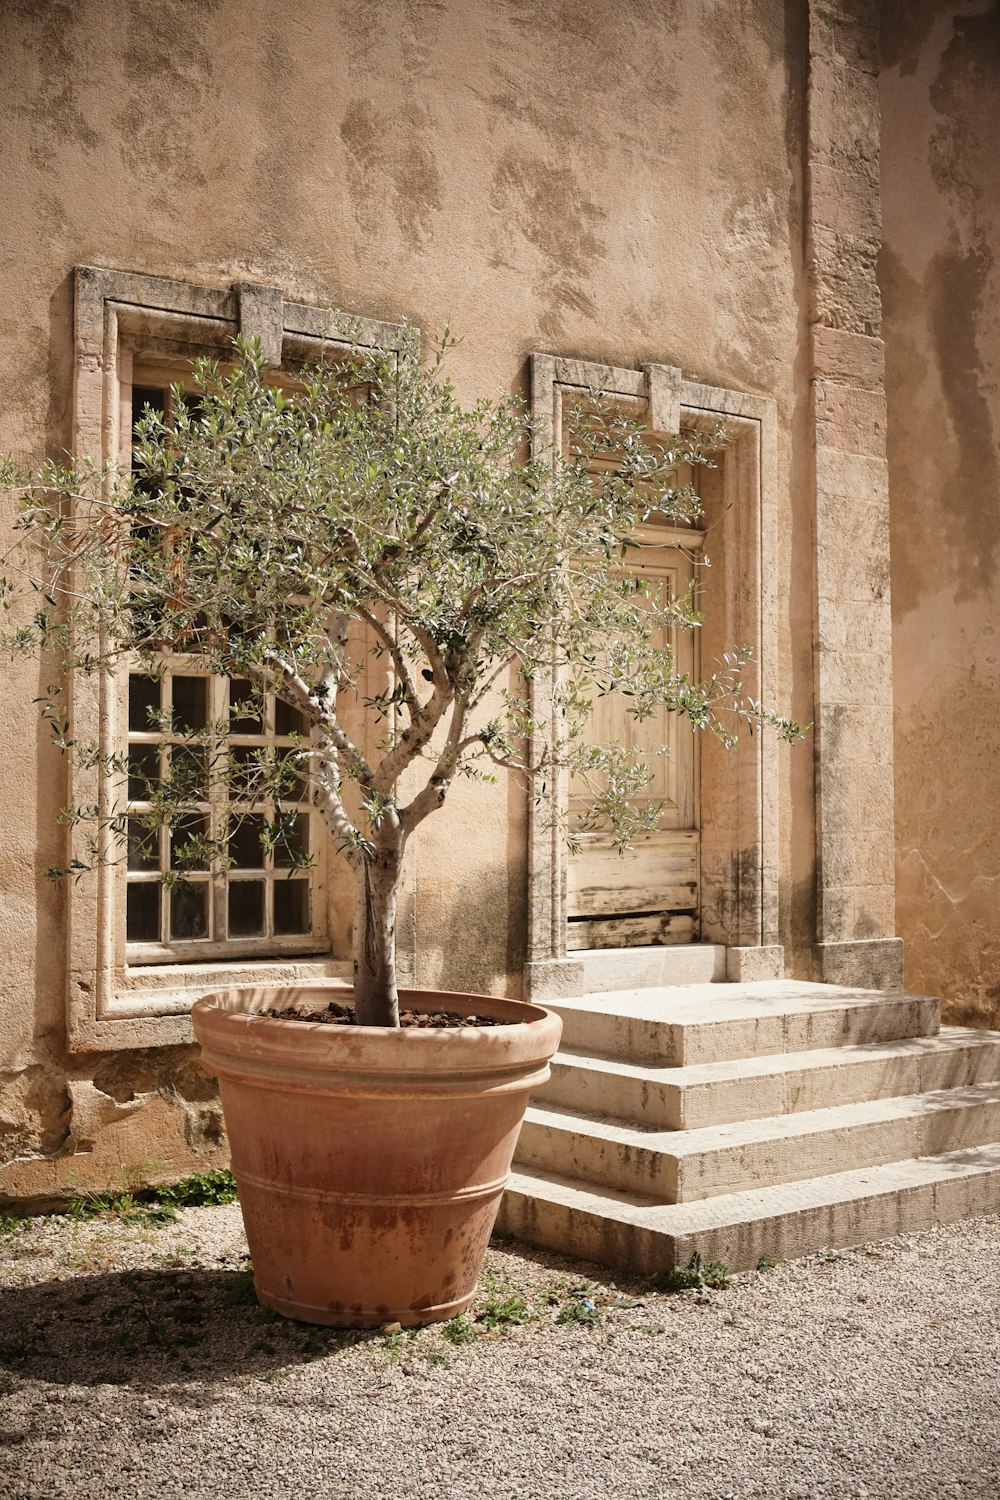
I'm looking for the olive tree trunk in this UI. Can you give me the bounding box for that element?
[351,844,405,1027]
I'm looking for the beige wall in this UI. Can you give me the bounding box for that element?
[1,0,814,1199]
[880,1,1000,1026]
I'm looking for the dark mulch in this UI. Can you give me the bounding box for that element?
[261,1000,503,1028]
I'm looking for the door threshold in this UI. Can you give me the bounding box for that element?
[574,944,727,992]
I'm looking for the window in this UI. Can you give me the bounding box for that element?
[123,373,325,964]
[66,268,404,1048]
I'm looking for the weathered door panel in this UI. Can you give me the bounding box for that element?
[567,535,700,949]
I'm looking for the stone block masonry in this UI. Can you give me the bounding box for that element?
[806,0,902,989]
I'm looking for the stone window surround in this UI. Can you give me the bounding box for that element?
[522,354,785,1001]
[67,266,409,1052]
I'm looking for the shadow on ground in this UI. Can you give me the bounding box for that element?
[0,1265,383,1389]
[0,1225,653,1394]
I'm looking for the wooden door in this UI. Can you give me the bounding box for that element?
[567,529,700,950]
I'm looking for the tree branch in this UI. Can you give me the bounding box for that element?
[398,691,470,833]
[250,650,378,793]
[354,604,422,716]
[311,746,363,870]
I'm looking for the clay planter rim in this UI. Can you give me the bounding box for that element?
[192,985,563,1092]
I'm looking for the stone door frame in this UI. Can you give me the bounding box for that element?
[522,354,785,1001]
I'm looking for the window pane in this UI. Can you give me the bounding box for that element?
[273,812,308,868]
[274,697,308,737]
[229,679,263,734]
[171,676,208,733]
[170,814,209,871]
[128,675,161,733]
[131,387,167,496]
[228,814,268,870]
[127,818,160,871]
[228,744,265,800]
[168,744,208,800]
[277,750,306,802]
[126,882,160,942]
[274,879,309,935]
[128,744,160,802]
[131,387,166,425]
[228,880,265,937]
[170,881,208,940]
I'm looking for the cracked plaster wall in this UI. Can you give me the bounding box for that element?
[1,0,813,1198]
[880,1,1000,1026]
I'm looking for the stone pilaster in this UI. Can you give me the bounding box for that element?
[807,0,903,989]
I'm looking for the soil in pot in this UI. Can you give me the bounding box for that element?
[261,1000,503,1028]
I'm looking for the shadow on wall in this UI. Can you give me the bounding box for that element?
[413,861,527,1001]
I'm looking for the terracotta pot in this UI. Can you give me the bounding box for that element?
[191,985,561,1328]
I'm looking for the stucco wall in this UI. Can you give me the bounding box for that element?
[880,1,1000,1026]
[0,0,812,1198]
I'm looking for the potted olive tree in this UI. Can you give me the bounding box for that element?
[3,329,802,1326]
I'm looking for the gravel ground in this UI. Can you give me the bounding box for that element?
[1,1202,998,1500]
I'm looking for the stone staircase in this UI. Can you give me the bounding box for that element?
[497,980,1000,1273]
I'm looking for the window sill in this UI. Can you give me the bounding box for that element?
[69,956,352,1053]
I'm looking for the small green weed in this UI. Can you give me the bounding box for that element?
[299,1328,336,1359]
[376,1324,420,1363]
[377,1332,404,1368]
[66,1188,178,1228]
[442,1314,478,1346]
[2,1168,238,1235]
[757,1254,779,1272]
[155,1170,238,1209]
[379,1330,402,1362]
[475,1292,533,1333]
[654,1252,731,1295]
[555,1297,601,1327]
[815,1247,845,1263]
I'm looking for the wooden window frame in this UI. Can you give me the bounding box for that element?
[124,661,325,964]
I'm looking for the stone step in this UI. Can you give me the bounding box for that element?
[517,1082,1000,1202]
[547,981,940,1067]
[543,1027,1000,1130]
[573,944,727,992]
[498,1143,1000,1275]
